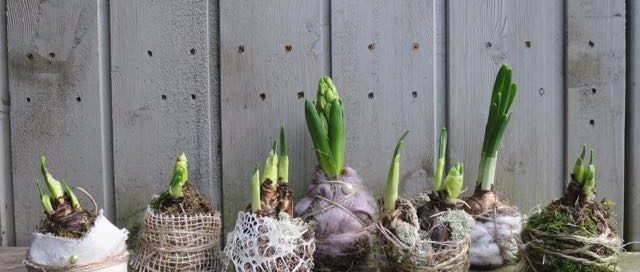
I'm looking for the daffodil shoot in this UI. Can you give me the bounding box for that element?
[462,65,523,268]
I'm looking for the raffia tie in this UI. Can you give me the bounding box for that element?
[24,250,128,272]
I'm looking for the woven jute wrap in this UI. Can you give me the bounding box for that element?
[130,207,222,272]
[223,211,315,272]
[24,210,129,272]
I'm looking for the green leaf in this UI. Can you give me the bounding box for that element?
[328,100,345,175]
[305,99,334,176]
[251,164,261,213]
[383,130,410,212]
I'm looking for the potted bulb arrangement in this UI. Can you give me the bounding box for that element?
[25,156,129,272]
[130,153,221,272]
[294,76,378,270]
[464,64,522,268]
[377,130,474,272]
[224,126,315,272]
[518,146,622,271]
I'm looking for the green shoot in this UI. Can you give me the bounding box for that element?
[36,180,54,215]
[582,150,596,199]
[572,145,587,183]
[305,76,345,178]
[278,125,289,183]
[443,163,464,203]
[477,65,518,191]
[169,153,188,198]
[64,182,81,210]
[383,131,410,212]
[262,141,278,184]
[433,128,447,193]
[40,155,64,200]
[251,164,261,213]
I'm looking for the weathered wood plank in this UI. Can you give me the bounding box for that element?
[0,0,15,247]
[566,0,625,233]
[331,0,441,198]
[627,0,640,250]
[220,0,324,231]
[448,1,565,211]
[7,0,111,245]
[111,0,219,230]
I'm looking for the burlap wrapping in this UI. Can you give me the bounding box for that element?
[129,207,222,272]
[223,211,315,272]
[469,205,522,267]
[378,206,473,272]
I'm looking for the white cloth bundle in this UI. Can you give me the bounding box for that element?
[25,209,129,272]
[469,210,522,267]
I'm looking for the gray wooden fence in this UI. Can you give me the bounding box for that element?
[0,0,637,249]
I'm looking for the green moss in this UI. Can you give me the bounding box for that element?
[521,200,619,272]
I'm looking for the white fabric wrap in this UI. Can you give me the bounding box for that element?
[25,209,129,272]
[469,212,522,267]
[224,211,315,272]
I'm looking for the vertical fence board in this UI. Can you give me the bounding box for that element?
[448,1,565,211]
[330,0,440,197]
[0,0,14,246]
[566,0,626,232]
[627,0,639,248]
[7,0,110,245]
[220,0,324,231]
[111,0,217,229]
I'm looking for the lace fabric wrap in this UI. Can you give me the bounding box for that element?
[129,206,222,272]
[378,199,474,272]
[294,167,377,269]
[469,204,522,267]
[223,211,315,272]
[24,209,129,272]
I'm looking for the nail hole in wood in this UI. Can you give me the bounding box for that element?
[190,48,196,55]
[26,97,31,103]
[525,41,531,48]
[238,45,245,53]
[259,93,266,100]
[412,43,419,50]
[285,45,293,52]
[412,91,418,98]
[368,43,375,51]
[48,52,55,59]
[191,94,196,100]
[297,91,304,99]
[26,53,33,60]
[589,119,595,126]
[486,42,492,48]
[588,40,594,47]
[147,50,153,57]
[539,88,545,96]
[76,96,81,102]
[368,92,374,99]
[591,88,596,94]
[161,94,167,100]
